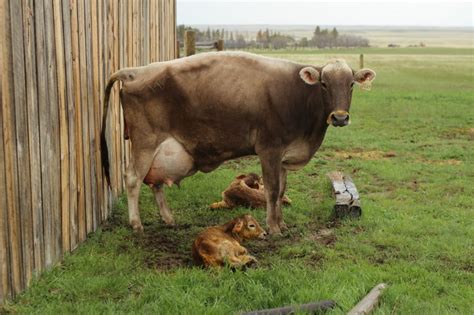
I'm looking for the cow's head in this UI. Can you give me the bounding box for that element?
[299,59,376,127]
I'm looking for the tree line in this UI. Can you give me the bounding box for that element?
[177,25,370,50]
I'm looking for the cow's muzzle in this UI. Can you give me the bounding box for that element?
[327,110,350,127]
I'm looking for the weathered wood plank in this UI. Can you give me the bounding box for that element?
[44,0,62,262]
[0,1,12,298]
[84,0,97,234]
[62,0,78,251]
[91,0,102,231]
[10,0,34,287]
[2,0,23,294]
[53,0,71,254]
[70,0,86,245]
[113,0,122,194]
[34,0,53,268]
[77,0,92,239]
[22,0,44,275]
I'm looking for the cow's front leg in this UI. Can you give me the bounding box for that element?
[259,153,283,235]
[152,185,175,225]
[277,168,288,231]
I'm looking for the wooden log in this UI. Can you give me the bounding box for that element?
[241,300,336,315]
[326,171,362,218]
[184,30,195,56]
[347,283,388,315]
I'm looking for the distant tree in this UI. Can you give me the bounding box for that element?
[331,27,338,39]
[300,37,309,48]
[206,27,211,40]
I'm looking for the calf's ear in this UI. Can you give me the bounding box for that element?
[232,219,244,234]
[354,69,376,90]
[299,67,320,85]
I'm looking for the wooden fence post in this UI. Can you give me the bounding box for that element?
[176,40,180,58]
[359,54,364,69]
[184,30,195,56]
[217,39,224,51]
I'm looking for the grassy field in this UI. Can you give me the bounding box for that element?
[4,47,473,314]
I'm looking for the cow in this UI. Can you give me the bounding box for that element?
[101,51,376,235]
[192,214,266,268]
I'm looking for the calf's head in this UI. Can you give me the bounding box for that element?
[299,59,376,127]
[229,214,267,240]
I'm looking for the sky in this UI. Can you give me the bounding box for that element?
[177,1,474,27]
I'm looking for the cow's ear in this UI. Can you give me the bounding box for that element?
[299,67,320,85]
[236,174,246,180]
[354,69,376,89]
[232,219,244,234]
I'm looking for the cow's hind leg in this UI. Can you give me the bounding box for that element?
[152,185,175,225]
[125,149,156,233]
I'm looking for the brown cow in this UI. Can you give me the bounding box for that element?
[101,52,376,234]
[192,214,266,268]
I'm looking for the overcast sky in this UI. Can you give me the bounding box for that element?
[178,1,473,27]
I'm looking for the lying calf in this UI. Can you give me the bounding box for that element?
[192,214,267,268]
[210,173,291,209]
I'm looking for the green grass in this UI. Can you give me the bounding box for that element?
[4,48,474,314]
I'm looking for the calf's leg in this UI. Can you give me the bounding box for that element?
[152,185,175,225]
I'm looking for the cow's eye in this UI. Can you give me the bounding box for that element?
[321,82,327,89]
[248,224,256,228]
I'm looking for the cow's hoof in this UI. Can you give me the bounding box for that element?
[163,217,176,226]
[131,221,144,234]
[268,225,282,236]
[278,221,288,231]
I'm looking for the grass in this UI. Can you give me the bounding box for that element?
[4,47,474,314]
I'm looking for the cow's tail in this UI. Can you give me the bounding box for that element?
[101,69,134,186]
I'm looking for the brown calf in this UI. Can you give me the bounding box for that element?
[211,173,291,209]
[192,214,266,268]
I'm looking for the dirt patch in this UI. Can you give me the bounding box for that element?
[442,127,474,140]
[130,223,195,270]
[419,158,463,166]
[309,228,337,247]
[333,149,397,160]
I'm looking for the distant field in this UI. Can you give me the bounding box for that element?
[5,48,474,314]
[193,25,474,48]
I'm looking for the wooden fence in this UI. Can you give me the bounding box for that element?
[0,0,176,302]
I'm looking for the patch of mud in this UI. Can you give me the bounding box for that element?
[130,223,195,270]
[309,228,337,247]
[333,149,397,160]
